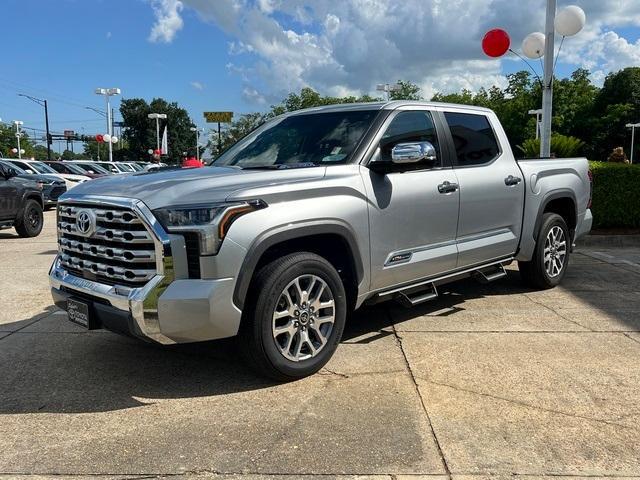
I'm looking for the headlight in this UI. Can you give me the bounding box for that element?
[154,200,267,255]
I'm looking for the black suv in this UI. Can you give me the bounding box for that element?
[0,161,45,237]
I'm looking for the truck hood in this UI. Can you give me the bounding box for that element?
[61,165,326,209]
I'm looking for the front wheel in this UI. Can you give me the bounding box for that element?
[519,212,570,289]
[15,199,44,238]
[239,252,347,381]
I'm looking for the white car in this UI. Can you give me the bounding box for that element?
[6,159,91,190]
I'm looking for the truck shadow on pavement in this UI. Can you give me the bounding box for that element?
[1,263,638,415]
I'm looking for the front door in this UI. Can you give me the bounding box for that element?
[0,166,18,220]
[361,108,460,291]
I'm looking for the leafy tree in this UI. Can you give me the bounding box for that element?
[389,80,422,100]
[0,124,35,158]
[120,97,195,163]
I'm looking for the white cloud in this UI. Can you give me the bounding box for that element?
[190,81,205,90]
[148,0,184,44]
[160,0,640,102]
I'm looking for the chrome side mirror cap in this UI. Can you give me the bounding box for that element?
[391,141,437,164]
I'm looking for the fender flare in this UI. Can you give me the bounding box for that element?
[533,189,578,240]
[233,221,365,310]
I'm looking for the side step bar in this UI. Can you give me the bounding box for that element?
[396,283,438,307]
[473,264,507,284]
[372,257,513,308]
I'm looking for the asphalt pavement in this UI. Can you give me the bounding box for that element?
[1,210,640,479]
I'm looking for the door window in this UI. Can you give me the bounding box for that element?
[379,111,440,166]
[444,112,500,167]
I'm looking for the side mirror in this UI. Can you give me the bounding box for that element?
[391,141,437,164]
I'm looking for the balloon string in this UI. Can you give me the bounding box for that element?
[553,36,565,76]
[508,49,544,88]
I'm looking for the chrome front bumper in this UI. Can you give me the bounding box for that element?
[49,195,243,344]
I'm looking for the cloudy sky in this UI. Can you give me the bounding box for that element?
[0,0,638,141]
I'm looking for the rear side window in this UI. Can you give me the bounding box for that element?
[444,112,500,167]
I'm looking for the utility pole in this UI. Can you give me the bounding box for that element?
[540,0,556,158]
[17,94,52,161]
[217,122,222,155]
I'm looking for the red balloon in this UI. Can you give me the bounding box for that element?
[482,29,510,57]
[154,149,162,155]
[95,134,104,143]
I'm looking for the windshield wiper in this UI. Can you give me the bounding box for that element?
[240,162,319,170]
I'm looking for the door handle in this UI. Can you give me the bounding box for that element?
[438,181,459,194]
[504,175,522,186]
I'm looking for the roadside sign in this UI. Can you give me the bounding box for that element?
[204,111,233,123]
[113,121,125,128]
[64,130,75,138]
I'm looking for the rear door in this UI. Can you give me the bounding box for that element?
[362,107,460,291]
[442,110,525,267]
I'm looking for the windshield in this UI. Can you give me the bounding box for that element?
[0,160,26,174]
[213,110,378,169]
[62,163,89,175]
[29,162,58,174]
[129,163,144,171]
[117,163,135,172]
[72,162,109,174]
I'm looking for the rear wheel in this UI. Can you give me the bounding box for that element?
[239,252,347,381]
[15,199,44,238]
[519,213,570,289]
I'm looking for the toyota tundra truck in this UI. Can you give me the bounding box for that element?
[49,101,592,380]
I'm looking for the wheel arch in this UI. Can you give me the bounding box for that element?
[233,222,364,311]
[534,190,577,242]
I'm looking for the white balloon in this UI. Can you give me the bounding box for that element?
[102,134,111,142]
[555,5,586,37]
[522,32,545,59]
[111,136,118,143]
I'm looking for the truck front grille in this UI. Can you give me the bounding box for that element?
[56,203,158,287]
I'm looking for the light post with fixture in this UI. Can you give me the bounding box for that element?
[627,123,640,164]
[190,126,203,162]
[148,113,167,153]
[376,83,401,101]
[17,94,52,161]
[14,121,24,159]
[94,88,120,162]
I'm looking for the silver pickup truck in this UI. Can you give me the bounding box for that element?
[49,101,592,380]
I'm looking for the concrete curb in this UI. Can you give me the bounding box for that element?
[577,235,640,248]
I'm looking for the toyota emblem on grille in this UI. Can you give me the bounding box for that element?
[75,209,96,237]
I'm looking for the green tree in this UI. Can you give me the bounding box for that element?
[589,67,640,159]
[389,80,422,100]
[120,97,195,163]
[0,124,35,158]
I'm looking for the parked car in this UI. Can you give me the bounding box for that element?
[0,160,66,209]
[0,162,45,237]
[44,161,105,179]
[50,101,592,380]
[5,159,90,190]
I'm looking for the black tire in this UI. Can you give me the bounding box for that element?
[519,213,570,289]
[239,252,347,381]
[15,199,44,238]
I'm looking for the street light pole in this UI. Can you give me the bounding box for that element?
[14,121,23,159]
[540,0,556,158]
[17,94,52,161]
[190,127,201,161]
[95,88,121,162]
[148,113,167,152]
[627,123,640,164]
